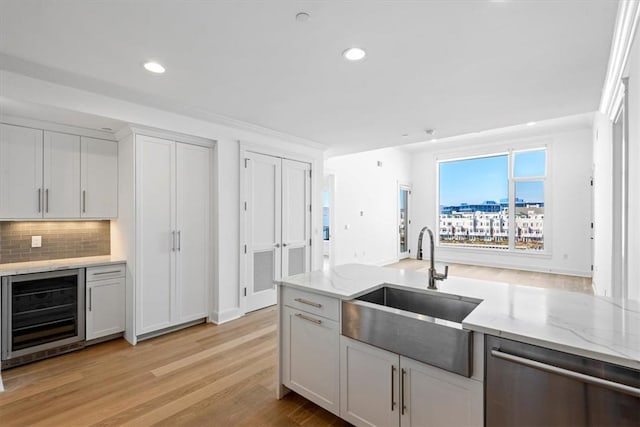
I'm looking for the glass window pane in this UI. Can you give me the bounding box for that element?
[323,191,330,240]
[515,181,544,250]
[514,150,546,177]
[399,189,409,253]
[439,155,509,249]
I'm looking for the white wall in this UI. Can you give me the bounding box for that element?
[0,70,326,323]
[326,147,411,266]
[409,123,593,276]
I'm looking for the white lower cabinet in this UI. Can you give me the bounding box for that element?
[340,336,483,427]
[282,305,340,416]
[86,265,125,341]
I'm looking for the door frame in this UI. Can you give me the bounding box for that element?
[398,183,412,259]
[239,142,317,316]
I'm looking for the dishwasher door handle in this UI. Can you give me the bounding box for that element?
[491,349,640,398]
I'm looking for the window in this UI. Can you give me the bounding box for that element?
[438,148,546,251]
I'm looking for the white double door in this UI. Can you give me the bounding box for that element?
[136,135,210,335]
[244,152,311,312]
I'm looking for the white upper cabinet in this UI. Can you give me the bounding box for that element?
[81,137,118,218]
[0,124,43,219]
[0,123,118,220]
[43,131,81,218]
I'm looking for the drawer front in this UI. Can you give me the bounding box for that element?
[86,263,125,281]
[283,287,340,321]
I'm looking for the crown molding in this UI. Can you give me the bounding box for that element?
[599,1,640,121]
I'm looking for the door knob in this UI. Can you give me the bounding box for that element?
[274,243,280,248]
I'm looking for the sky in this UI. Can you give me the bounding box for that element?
[439,151,545,206]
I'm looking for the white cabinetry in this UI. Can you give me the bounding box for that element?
[86,264,125,341]
[0,124,43,219]
[0,123,118,219]
[134,134,210,336]
[43,131,81,218]
[281,287,340,416]
[81,137,118,218]
[340,336,482,427]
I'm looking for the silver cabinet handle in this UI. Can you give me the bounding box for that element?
[82,190,86,213]
[391,365,397,411]
[45,188,49,213]
[88,287,92,311]
[401,368,407,415]
[294,313,322,325]
[294,297,322,308]
[171,231,176,251]
[491,349,640,398]
[177,231,181,251]
[93,270,121,275]
[37,188,41,213]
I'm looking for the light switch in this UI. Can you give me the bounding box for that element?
[31,236,42,248]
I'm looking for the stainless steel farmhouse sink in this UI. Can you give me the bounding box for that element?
[342,286,481,377]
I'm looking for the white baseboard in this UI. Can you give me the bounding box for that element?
[210,307,244,324]
[375,258,400,267]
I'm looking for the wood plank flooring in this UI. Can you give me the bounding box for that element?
[0,307,347,427]
[0,264,592,426]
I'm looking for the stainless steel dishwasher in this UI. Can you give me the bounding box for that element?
[485,335,640,427]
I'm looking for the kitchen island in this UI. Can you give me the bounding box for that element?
[276,263,640,426]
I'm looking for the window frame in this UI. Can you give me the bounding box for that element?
[435,142,550,255]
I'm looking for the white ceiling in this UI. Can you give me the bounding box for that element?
[0,1,617,155]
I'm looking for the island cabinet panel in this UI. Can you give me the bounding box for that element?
[282,305,340,416]
[399,356,483,427]
[340,335,483,427]
[340,336,400,427]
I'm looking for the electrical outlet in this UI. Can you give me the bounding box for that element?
[31,236,42,248]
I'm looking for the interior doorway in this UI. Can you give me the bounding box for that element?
[398,184,411,259]
[323,174,335,270]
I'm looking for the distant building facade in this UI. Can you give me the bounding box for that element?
[439,200,544,250]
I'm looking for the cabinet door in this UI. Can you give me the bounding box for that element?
[281,159,311,277]
[43,131,81,218]
[283,306,340,416]
[175,143,210,323]
[136,135,175,335]
[400,356,483,427]
[86,277,125,340]
[340,336,400,427]
[0,124,43,219]
[81,137,118,218]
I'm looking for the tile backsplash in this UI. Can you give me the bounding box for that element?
[0,221,110,264]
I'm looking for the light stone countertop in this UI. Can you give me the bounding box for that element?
[0,255,126,276]
[277,263,640,371]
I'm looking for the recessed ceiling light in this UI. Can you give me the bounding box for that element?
[143,61,165,74]
[295,12,310,22]
[101,127,113,131]
[425,129,435,136]
[526,121,537,126]
[402,134,409,137]
[343,47,366,61]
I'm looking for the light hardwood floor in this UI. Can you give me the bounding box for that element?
[0,264,592,426]
[0,307,346,427]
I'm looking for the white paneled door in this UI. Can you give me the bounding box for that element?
[244,152,311,313]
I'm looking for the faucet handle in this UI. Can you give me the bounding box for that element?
[442,265,449,279]
[434,265,449,281]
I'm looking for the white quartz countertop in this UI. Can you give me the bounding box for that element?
[277,264,640,371]
[0,255,126,276]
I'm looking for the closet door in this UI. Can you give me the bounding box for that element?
[282,159,312,277]
[245,152,282,312]
[0,124,43,219]
[136,135,175,335]
[175,142,210,323]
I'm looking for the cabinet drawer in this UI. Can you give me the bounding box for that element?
[86,263,125,281]
[283,287,339,321]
